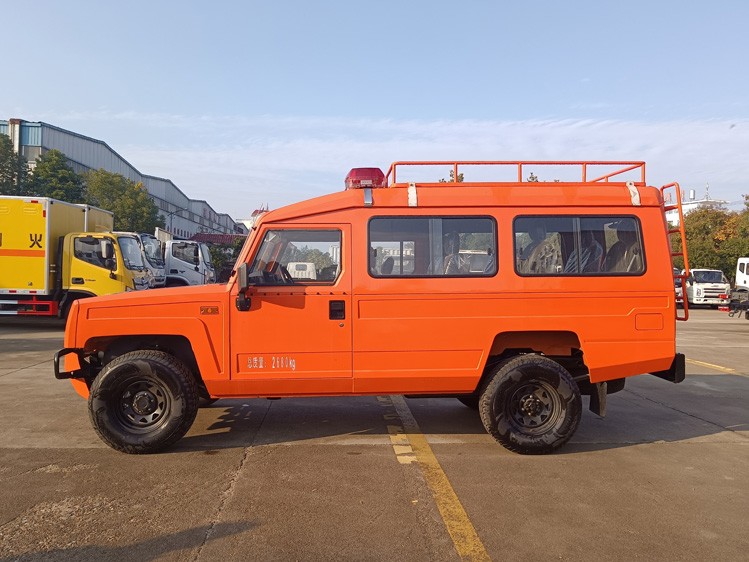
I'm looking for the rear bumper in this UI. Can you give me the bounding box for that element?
[651,353,685,384]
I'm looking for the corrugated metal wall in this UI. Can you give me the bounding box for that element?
[3,119,240,236]
[20,122,43,146]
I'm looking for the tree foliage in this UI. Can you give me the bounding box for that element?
[83,169,165,232]
[675,202,749,281]
[0,134,30,196]
[209,238,246,271]
[439,170,464,183]
[26,149,84,202]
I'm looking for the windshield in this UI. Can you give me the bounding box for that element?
[200,243,213,267]
[693,270,727,284]
[117,236,145,270]
[141,235,164,267]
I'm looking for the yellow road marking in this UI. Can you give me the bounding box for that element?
[686,358,737,374]
[386,395,492,562]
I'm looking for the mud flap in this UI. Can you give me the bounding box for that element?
[589,381,607,418]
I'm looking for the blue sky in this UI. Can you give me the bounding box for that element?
[3,0,748,217]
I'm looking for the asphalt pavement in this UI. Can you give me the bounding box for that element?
[0,309,747,562]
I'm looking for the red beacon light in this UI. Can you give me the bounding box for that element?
[344,168,386,190]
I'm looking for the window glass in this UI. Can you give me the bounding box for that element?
[117,236,145,270]
[171,242,200,265]
[248,229,341,285]
[141,236,164,267]
[692,270,727,283]
[73,236,115,270]
[514,216,644,276]
[368,217,496,277]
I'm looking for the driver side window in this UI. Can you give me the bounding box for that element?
[248,229,342,285]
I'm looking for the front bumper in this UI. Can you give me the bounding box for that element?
[54,348,90,380]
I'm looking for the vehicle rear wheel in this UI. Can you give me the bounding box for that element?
[479,354,581,455]
[88,350,199,454]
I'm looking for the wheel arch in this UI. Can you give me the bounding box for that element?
[475,330,587,393]
[85,334,204,391]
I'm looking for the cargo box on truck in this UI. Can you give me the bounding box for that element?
[0,196,148,317]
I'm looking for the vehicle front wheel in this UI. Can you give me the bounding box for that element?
[479,354,581,455]
[88,350,199,454]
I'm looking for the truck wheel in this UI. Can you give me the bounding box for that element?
[88,350,199,454]
[479,354,581,455]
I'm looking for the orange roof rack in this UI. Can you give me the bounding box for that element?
[385,161,647,186]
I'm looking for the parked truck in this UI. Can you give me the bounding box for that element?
[684,268,731,307]
[722,257,749,318]
[134,232,166,288]
[0,196,149,317]
[155,228,215,286]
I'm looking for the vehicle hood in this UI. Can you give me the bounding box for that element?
[64,284,229,349]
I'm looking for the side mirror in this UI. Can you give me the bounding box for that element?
[237,263,249,293]
[101,241,114,260]
[235,263,251,311]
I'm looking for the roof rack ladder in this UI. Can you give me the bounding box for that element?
[661,182,690,321]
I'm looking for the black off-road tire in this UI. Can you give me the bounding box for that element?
[88,350,199,454]
[479,354,582,455]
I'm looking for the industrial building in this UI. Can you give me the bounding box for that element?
[1,118,247,238]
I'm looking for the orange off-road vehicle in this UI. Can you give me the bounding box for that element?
[55,161,690,455]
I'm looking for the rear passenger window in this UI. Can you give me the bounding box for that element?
[369,216,496,277]
[514,216,644,276]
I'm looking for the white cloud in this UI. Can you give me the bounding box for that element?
[35,111,749,216]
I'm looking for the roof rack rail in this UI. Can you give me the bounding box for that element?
[385,161,646,186]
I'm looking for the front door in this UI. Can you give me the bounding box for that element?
[230,225,352,396]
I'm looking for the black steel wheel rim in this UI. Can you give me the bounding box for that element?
[505,380,562,434]
[114,378,170,431]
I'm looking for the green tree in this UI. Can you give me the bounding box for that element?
[0,134,30,196]
[26,149,84,202]
[438,170,464,183]
[676,205,749,280]
[83,169,165,232]
[209,237,246,282]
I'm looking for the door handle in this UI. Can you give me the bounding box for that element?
[329,300,345,320]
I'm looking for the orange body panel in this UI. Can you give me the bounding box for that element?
[62,162,685,400]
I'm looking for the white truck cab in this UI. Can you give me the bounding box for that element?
[735,257,749,290]
[685,268,730,306]
[163,239,215,286]
[135,233,167,288]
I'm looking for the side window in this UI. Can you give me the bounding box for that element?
[515,216,644,276]
[600,218,644,274]
[248,229,341,285]
[172,242,199,266]
[368,216,496,277]
[73,236,115,270]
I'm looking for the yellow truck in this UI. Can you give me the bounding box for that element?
[0,196,149,317]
